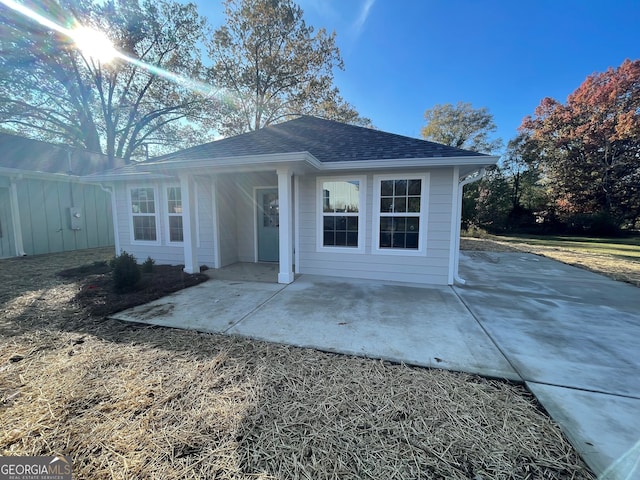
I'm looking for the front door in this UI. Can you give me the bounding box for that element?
[257,188,279,262]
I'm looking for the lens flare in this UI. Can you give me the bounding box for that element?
[69,26,117,63]
[0,0,223,98]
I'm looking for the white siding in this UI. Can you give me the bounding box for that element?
[113,167,458,285]
[215,175,239,267]
[297,168,455,285]
[195,177,216,267]
[115,179,217,267]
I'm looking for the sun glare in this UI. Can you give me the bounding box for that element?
[0,0,223,97]
[70,26,118,63]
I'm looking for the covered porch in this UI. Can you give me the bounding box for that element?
[170,155,316,284]
[205,261,279,283]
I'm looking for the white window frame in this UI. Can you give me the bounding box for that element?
[316,176,366,253]
[165,184,184,245]
[372,173,429,256]
[128,185,160,245]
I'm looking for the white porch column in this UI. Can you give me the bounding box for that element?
[9,178,26,256]
[277,167,294,284]
[294,174,300,274]
[210,176,221,269]
[180,174,199,274]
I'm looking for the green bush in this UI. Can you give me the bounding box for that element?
[111,251,141,292]
[567,211,621,236]
[506,205,537,231]
[141,256,155,273]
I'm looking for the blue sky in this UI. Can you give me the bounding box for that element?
[200,1,639,151]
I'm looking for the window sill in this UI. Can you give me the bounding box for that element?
[372,247,426,256]
[316,246,365,254]
[131,240,161,246]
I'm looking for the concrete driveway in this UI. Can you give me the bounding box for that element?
[455,251,640,480]
[112,252,640,479]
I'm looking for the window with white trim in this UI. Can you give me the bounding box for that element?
[166,186,184,242]
[130,187,158,242]
[374,175,427,253]
[317,177,365,252]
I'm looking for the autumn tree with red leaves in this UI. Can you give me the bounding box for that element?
[521,59,640,230]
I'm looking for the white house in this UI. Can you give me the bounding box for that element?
[86,116,498,285]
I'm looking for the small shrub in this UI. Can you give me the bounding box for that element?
[112,251,141,292]
[141,256,155,273]
[461,225,490,238]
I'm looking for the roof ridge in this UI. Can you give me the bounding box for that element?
[268,115,487,155]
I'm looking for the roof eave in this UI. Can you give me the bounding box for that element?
[142,151,322,172]
[79,152,499,181]
[79,152,322,182]
[0,166,79,181]
[317,155,499,171]
[80,171,175,183]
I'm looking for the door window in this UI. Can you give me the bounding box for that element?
[262,192,279,228]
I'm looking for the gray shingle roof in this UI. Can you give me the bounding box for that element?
[0,133,121,175]
[151,115,488,164]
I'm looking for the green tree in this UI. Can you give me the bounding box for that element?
[462,167,511,232]
[463,135,550,233]
[504,134,548,208]
[422,102,503,231]
[421,102,502,154]
[521,59,640,228]
[207,0,371,136]
[0,0,212,165]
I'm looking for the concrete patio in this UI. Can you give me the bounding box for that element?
[111,253,640,480]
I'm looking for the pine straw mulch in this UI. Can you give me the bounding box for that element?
[0,247,595,479]
[58,262,209,317]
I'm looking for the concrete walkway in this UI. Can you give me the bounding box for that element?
[111,253,640,479]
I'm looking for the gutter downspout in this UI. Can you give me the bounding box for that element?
[454,168,486,285]
[99,183,120,254]
[9,177,26,256]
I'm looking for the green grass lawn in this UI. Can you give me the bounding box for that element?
[493,234,640,260]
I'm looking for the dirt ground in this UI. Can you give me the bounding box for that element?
[0,246,595,479]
